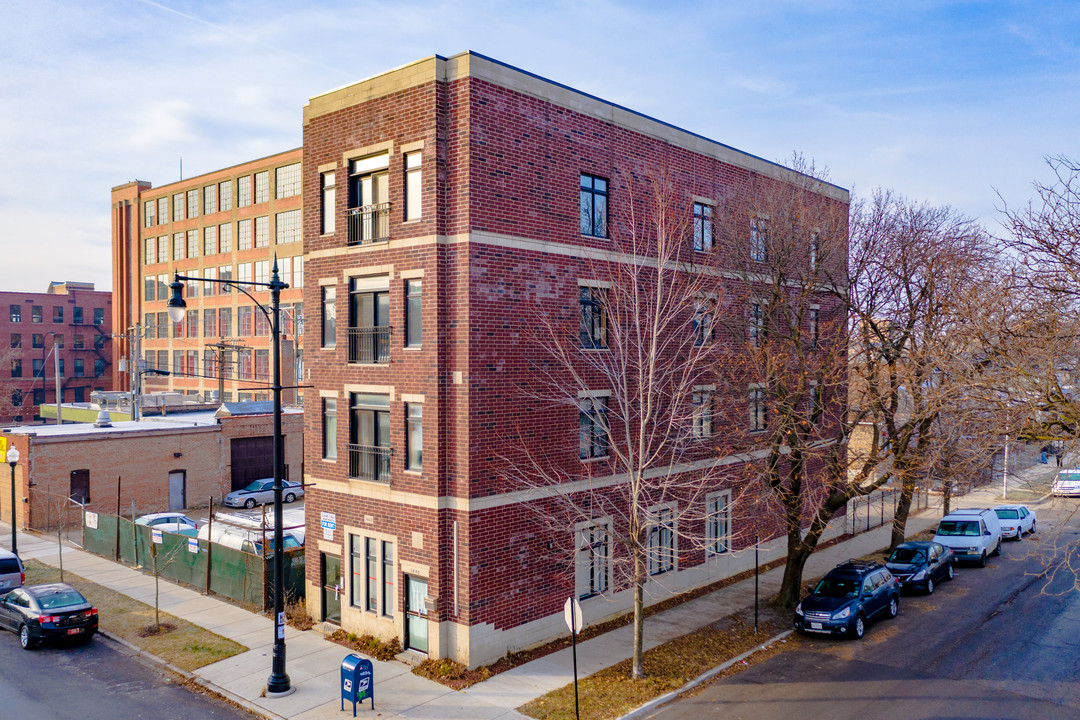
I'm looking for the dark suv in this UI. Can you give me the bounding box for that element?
[794,560,900,639]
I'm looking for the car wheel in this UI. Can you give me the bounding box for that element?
[1016,528,1023,541]
[853,615,866,639]
[925,577,934,594]
[978,551,987,568]
[1031,521,1037,535]
[284,493,296,503]
[993,539,1002,557]
[887,596,899,618]
[19,624,35,650]
[244,499,257,509]
[946,564,955,581]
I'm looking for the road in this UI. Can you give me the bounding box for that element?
[0,630,254,719]
[651,502,1080,720]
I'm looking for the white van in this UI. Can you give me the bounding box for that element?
[196,522,302,557]
[932,508,1002,567]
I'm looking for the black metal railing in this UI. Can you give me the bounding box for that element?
[348,444,392,482]
[347,203,391,246]
[348,326,391,364]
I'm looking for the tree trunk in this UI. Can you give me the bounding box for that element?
[631,550,646,679]
[890,480,915,551]
[774,542,812,609]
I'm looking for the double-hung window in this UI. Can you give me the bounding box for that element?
[809,305,820,350]
[404,152,422,221]
[321,171,336,234]
[693,298,714,346]
[204,185,217,215]
[580,173,608,238]
[348,154,390,245]
[322,397,338,460]
[706,492,731,556]
[348,276,390,364]
[579,395,609,460]
[693,202,713,251]
[749,386,768,432]
[406,403,422,470]
[576,521,610,599]
[750,301,766,347]
[350,535,394,618]
[692,389,713,438]
[321,286,336,348]
[751,217,767,263]
[648,506,675,576]
[579,285,607,349]
[144,200,155,228]
[349,393,391,482]
[809,231,819,273]
[254,171,269,204]
[405,279,422,347]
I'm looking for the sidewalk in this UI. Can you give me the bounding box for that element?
[0,458,1058,720]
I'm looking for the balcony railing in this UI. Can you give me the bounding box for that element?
[348,326,391,364]
[348,443,392,482]
[347,203,391,246]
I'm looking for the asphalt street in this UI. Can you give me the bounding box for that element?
[0,630,255,720]
[650,501,1080,720]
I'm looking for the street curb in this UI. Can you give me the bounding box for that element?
[617,630,794,720]
[96,629,284,720]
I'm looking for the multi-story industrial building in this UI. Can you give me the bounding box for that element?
[110,149,305,406]
[1,281,113,423]
[300,52,849,667]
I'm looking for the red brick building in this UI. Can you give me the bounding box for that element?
[0,282,113,423]
[301,52,850,666]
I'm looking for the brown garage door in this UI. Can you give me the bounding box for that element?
[230,436,288,491]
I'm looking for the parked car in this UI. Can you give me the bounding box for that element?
[794,560,900,639]
[135,512,200,536]
[885,541,954,594]
[1052,469,1080,497]
[994,504,1036,540]
[223,479,305,508]
[932,508,1002,567]
[0,549,24,592]
[0,583,98,649]
[196,522,303,556]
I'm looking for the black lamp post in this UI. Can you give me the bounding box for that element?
[6,446,18,557]
[167,260,292,696]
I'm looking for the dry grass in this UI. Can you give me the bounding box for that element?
[24,559,246,672]
[325,629,402,661]
[518,615,787,720]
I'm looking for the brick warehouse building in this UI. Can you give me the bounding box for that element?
[0,281,113,423]
[300,52,849,667]
[111,149,305,406]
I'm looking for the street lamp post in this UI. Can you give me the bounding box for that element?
[168,259,292,696]
[7,446,19,556]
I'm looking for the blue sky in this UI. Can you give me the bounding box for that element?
[1,0,1077,291]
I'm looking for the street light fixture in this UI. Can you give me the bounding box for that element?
[167,259,292,697]
[6,446,19,557]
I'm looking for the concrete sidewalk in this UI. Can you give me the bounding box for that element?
[0,457,1058,720]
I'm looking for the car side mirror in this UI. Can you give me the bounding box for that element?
[984,530,992,536]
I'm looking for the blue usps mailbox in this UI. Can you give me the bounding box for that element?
[340,653,374,716]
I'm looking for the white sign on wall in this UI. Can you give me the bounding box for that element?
[85,511,98,530]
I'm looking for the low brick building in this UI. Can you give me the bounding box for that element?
[0,403,303,533]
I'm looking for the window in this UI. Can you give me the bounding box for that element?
[254,349,269,380]
[648,506,675,576]
[94,308,104,326]
[186,271,200,299]
[144,237,155,265]
[30,333,42,349]
[323,397,338,460]
[275,163,301,199]
[349,393,391,482]
[11,358,21,378]
[173,193,184,222]
[144,200,155,228]
[750,301,766,347]
[381,541,394,617]
[73,358,84,377]
[809,231,819,272]
[580,173,608,237]
[219,265,233,293]
[321,171,336,234]
[144,313,156,339]
[750,386,768,432]
[157,350,168,373]
[72,307,84,325]
[157,274,168,302]
[186,229,198,258]
[186,189,198,219]
[751,217,767,263]
[57,358,64,377]
[322,286,336,348]
[219,308,232,337]
[254,216,269,248]
[9,333,20,348]
[186,310,198,339]
[692,390,713,438]
[254,309,269,337]
[203,266,217,296]
[405,152,422,221]
[281,256,303,289]
[693,298,714,346]
[238,306,253,337]
[276,209,301,244]
[157,236,169,263]
[32,359,43,376]
[348,277,390,363]
[173,232,185,260]
[73,387,85,403]
[157,197,168,224]
[9,305,20,323]
[237,175,252,208]
[406,403,422,470]
[219,180,232,211]
[809,306,820,350]
[94,334,105,349]
[254,171,269,204]
[203,308,217,337]
[580,285,607,349]
[204,185,217,215]
[405,279,422,347]
[348,154,390,246]
[203,225,218,256]
[579,395,609,460]
[53,306,63,323]
[693,202,713,251]
[254,260,269,285]
[238,219,252,250]
[31,306,42,324]
[73,334,83,349]
[219,223,232,253]
[53,333,63,348]
[809,383,822,425]
[33,389,44,406]
[706,492,731,556]
[576,521,610,599]
[11,389,22,407]
[237,262,252,285]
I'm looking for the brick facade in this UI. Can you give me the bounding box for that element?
[301,52,850,666]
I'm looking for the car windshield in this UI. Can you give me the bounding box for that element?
[995,509,1019,520]
[243,481,266,492]
[813,577,859,598]
[888,548,925,564]
[938,520,980,536]
[0,558,20,573]
[37,590,86,609]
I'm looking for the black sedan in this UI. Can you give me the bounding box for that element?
[885,541,955,594]
[0,583,98,649]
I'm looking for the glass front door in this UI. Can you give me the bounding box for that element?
[322,553,342,624]
[404,575,428,653]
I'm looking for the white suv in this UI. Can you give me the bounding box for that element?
[932,508,1002,567]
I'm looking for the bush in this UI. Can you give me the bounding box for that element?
[328,630,401,661]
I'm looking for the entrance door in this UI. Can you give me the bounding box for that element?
[321,553,342,624]
[168,471,186,511]
[404,575,428,653]
[69,469,90,504]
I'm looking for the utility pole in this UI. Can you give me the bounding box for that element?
[205,339,246,404]
[53,334,62,425]
[132,322,142,421]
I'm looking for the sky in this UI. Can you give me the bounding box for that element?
[0,0,1077,292]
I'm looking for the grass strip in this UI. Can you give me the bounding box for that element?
[23,558,246,672]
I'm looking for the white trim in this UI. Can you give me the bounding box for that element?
[577,278,612,289]
[577,388,611,399]
[400,393,425,403]
[343,143,393,164]
[400,268,425,279]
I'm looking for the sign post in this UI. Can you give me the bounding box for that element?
[564,596,583,720]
